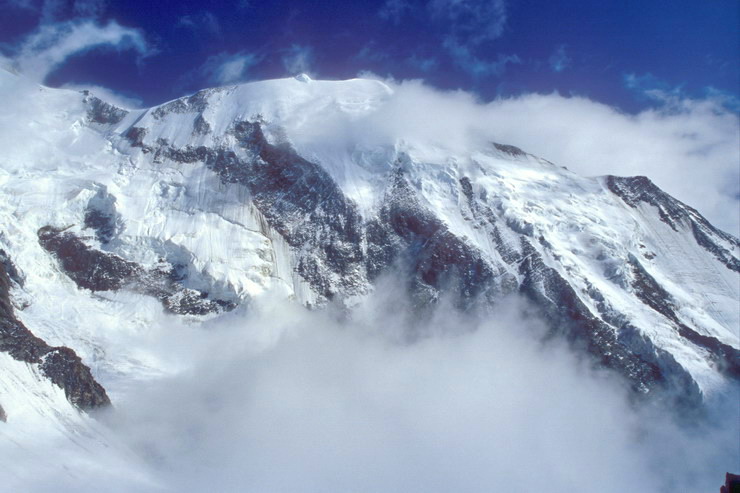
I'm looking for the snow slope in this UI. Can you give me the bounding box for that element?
[0,70,737,487]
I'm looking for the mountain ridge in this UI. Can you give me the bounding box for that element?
[0,71,737,423]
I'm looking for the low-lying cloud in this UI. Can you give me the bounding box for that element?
[11,290,736,493]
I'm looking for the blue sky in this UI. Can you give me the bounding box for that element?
[1,0,738,111]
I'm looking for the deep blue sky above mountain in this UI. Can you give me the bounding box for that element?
[0,0,738,112]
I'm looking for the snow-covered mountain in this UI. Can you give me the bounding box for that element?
[0,69,738,485]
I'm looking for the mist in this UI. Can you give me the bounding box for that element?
[12,287,736,493]
[287,77,740,235]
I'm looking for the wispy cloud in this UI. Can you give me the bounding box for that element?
[407,54,438,73]
[379,0,512,79]
[282,44,315,76]
[444,39,520,78]
[7,289,735,492]
[355,41,389,64]
[6,20,152,81]
[624,72,740,113]
[548,44,571,73]
[72,0,105,18]
[176,11,222,38]
[199,51,261,86]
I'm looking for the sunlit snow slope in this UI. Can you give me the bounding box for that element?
[0,69,737,453]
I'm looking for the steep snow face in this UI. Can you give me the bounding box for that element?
[0,70,738,448]
[113,74,738,395]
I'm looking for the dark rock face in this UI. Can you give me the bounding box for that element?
[38,226,139,291]
[84,94,128,125]
[0,249,110,411]
[119,111,736,409]
[607,175,740,272]
[141,120,368,301]
[40,347,110,409]
[0,248,23,287]
[627,254,740,379]
[84,186,122,245]
[493,142,527,157]
[367,169,513,309]
[518,240,672,397]
[720,473,740,493]
[38,226,234,315]
[0,403,6,422]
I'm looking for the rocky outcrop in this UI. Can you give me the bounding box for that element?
[0,249,110,411]
[367,168,515,309]
[38,226,235,315]
[720,472,740,493]
[130,120,368,302]
[116,100,738,411]
[83,93,128,125]
[607,175,740,272]
[627,254,740,379]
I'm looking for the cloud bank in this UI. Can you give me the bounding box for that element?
[11,291,736,493]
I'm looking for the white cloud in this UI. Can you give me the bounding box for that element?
[8,20,151,81]
[485,91,740,234]
[198,51,261,86]
[282,44,315,76]
[9,290,736,492]
[285,78,740,234]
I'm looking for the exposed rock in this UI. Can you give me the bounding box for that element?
[720,472,740,493]
[84,94,128,125]
[627,254,740,378]
[38,226,139,291]
[38,226,235,316]
[0,403,6,422]
[493,142,527,157]
[115,108,738,410]
[607,175,739,272]
[517,239,676,399]
[157,120,367,302]
[193,113,211,135]
[84,186,122,245]
[367,169,514,309]
[0,248,110,411]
